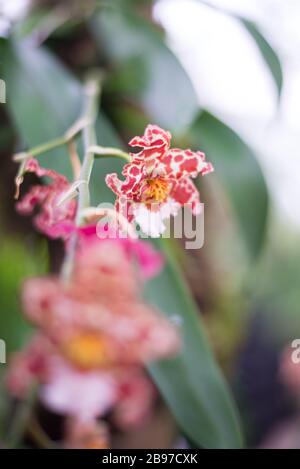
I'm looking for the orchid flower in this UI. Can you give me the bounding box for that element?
[106,124,213,236]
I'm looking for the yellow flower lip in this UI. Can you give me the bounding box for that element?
[62,332,111,370]
[142,178,170,204]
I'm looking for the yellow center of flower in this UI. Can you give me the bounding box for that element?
[142,178,170,203]
[62,332,110,369]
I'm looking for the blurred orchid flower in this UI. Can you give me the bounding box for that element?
[7,237,179,447]
[16,158,76,239]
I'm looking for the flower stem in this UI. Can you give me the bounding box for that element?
[13,137,66,162]
[76,76,101,220]
[60,74,102,282]
[89,145,131,162]
[13,118,87,163]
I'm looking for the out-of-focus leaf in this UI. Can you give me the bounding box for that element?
[1,39,121,205]
[2,39,83,179]
[13,7,50,39]
[0,239,48,354]
[251,231,300,342]
[89,113,124,204]
[2,38,242,448]
[104,56,148,96]
[189,111,268,258]
[146,239,243,448]
[0,370,8,441]
[90,6,199,132]
[107,102,150,141]
[240,19,283,98]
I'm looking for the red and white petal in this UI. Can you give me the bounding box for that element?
[34,216,75,240]
[106,165,145,199]
[129,125,171,172]
[129,124,171,152]
[112,370,156,430]
[120,164,146,196]
[171,178,202,215]
[24,158,69,185]
[16,185,50,215]
[105,173,123,196]
[16,159,76,240]
[122,239,164,280]
[6,335,52,398]
[115,195,134,223]
[160,149,213,180]
[41,362,118,420]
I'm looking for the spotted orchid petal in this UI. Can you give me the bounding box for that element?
[160,148,214,180]
[171,177,202,215]
[129,124,171,155]
[106,125,213,232]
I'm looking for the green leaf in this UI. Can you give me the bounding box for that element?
[240,18,283,98]
[89,6,198,132]
[189,111,269,258]
[146,240,243,448]
[2,38,83,179]
[89,113,125,205]
[1,39,121,205]
[2,38,242,448]
[0,239,48,354]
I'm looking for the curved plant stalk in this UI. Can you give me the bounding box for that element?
[13,117,88,163]
[89,145,131,162]
[13,117,88,199]
[60,74,102,282]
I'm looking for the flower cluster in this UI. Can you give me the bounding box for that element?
[106,125,213,236]
[10,123,211,448]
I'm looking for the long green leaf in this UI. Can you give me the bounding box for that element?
[189,111,269,258]
[1,39,122,205]
[2,39,83,179]
[2,40,243,448]
[146,239,243,448]
[0,240,48,354]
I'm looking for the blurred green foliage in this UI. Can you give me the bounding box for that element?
[0,0,290,449]
[0,239,48,353]
[189,112,268,258]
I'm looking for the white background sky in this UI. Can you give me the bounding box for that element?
[154,0,300,229]
[0,0,299,228]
